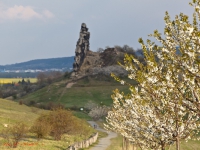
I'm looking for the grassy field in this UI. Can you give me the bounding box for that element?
[0,98,96,150]
[107,134,200,150]
[0,78,37,84]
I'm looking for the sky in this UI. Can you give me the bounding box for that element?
[0,0,193,65]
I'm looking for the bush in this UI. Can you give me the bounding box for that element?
[64,71,72,78]
[30,120,51,140]
[89,106,110,120]
[19,100,23,105]
[0,122,28,148]
[12,94,17,100]
[33,109,78,140]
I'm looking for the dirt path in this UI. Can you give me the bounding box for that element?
[88,121,117,150]
[66,82,76,88]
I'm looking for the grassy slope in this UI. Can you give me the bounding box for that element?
[0,98,96,150]
[20,75,129,109]
[0,98,45,130]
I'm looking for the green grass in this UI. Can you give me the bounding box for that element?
[106,134,123,150]
[73,111,92,120]
[0,98,45,130]
[168,140,200,150]
[20,75,129,114]
[107,134,200,150]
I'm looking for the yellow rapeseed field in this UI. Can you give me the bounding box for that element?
[0,78,37,84]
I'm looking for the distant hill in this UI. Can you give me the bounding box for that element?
[0,56,74,72]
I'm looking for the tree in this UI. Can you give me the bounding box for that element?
[106,1,200,150]
[37,72,46,84]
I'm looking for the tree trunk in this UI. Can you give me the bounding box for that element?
[132,144,137,150]
[161,146,165,150]
[176,137,180,150]
[161,141,165,150]
[122,136,124,150]
[126,138,128,150]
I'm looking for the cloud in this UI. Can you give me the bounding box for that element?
[42,10,54,19]
[0,5,54,21]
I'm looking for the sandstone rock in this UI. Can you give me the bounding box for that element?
[71,23,127,78]
[73,23,90,74]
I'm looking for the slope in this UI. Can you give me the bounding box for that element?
[0,98,46,130]
[19,74,130,118]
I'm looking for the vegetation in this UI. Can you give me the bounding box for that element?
[106,1,200,150]
[1,122,28,148]
[31,108,94,141]
[89,106,110,121]
[0,98,96,149]
[0,71,66,100]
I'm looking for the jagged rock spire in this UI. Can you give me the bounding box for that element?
[73,23,90,74]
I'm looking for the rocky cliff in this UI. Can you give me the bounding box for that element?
[71,23,128,78]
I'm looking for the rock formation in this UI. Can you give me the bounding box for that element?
[73,23,90,75]
[71,23,127,78]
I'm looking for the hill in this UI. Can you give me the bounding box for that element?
[0,56,74,72]
[18,74,131,119]
[0,98,46,130]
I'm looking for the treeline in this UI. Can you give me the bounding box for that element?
[97,45,145,66]
[0,71,71,99]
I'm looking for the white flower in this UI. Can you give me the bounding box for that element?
[120,80,125,85]
[187,27,194,35]
[162,48,169,53]
[169,119,173,124]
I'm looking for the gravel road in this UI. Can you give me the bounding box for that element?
[88,121,117,150]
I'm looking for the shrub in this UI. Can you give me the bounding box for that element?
[89,106,110,120]
[0,122,28,148]
[19,100,23,105]
[12,94,17,100]
[30,120,51,140]
[33,109,77,140]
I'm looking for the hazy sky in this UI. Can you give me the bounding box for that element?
[0,0,193,65]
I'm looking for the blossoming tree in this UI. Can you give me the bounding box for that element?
[106,1,200,150]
